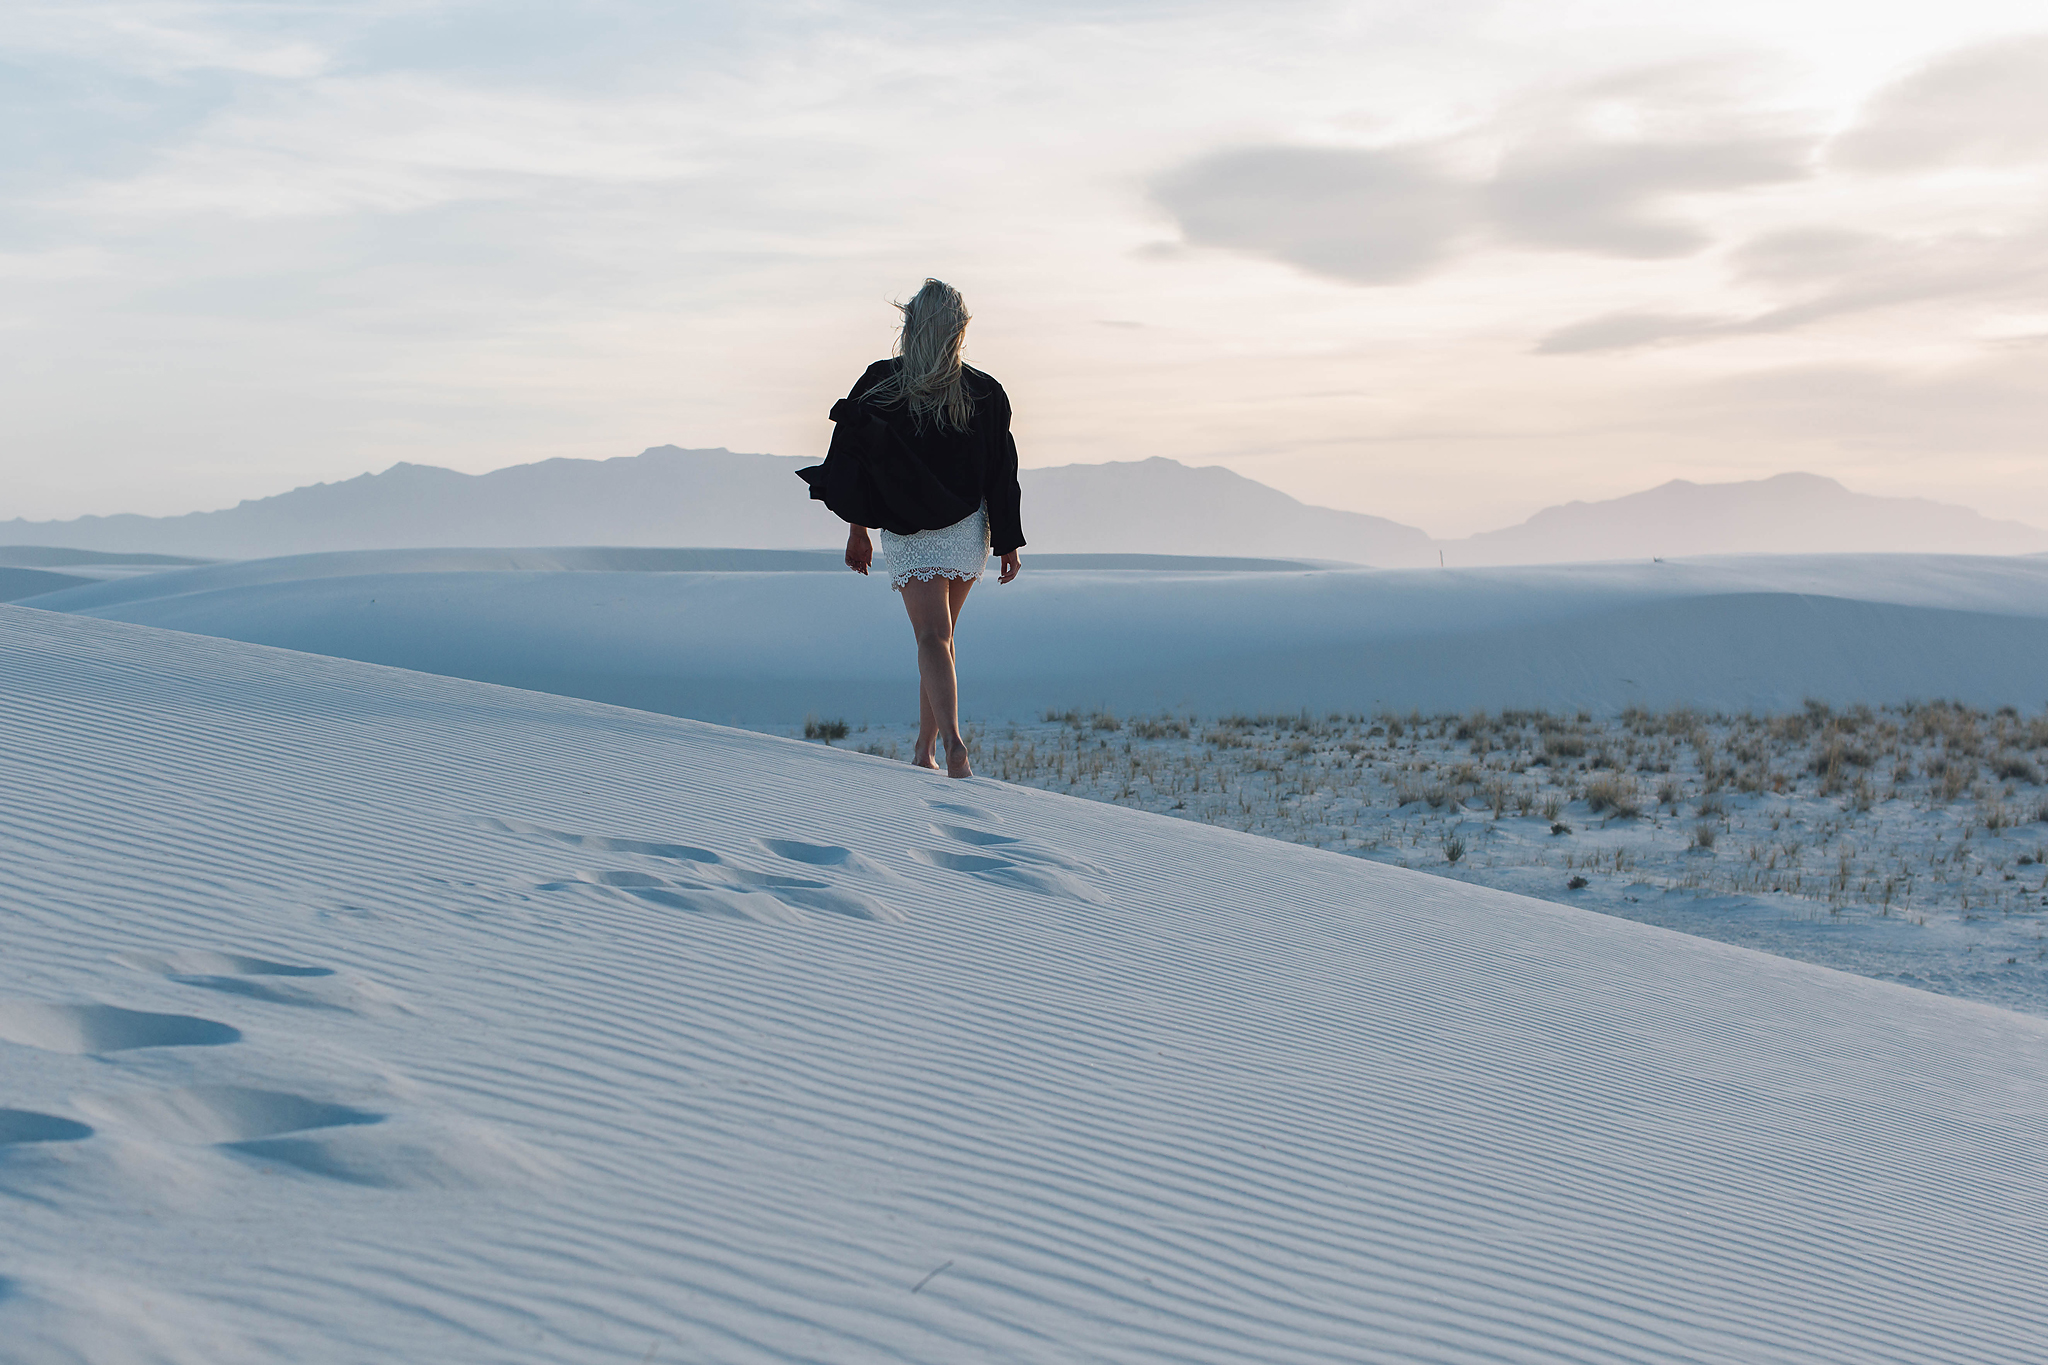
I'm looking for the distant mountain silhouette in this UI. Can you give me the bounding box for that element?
[0,448,1430,564]
[3,450,2040,566]
[1441,473,2048,564]
[0,449,845,560]
[1021,457,1432,564]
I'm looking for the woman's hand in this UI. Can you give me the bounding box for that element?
[998,550,1021,584]
[845,525,873,575]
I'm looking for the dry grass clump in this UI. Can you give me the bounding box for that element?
[1994,754,2042,784]
[1583,773,1643,819]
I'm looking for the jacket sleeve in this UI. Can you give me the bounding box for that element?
[795,367,892,527]
[986,388,1026,555]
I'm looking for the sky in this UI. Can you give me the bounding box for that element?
[4,0,2046,537]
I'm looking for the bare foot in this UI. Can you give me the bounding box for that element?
[945,739,973,779]
[913,737,940,770]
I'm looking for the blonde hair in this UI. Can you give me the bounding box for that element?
[867,278,974,432]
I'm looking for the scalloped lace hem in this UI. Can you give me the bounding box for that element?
[890,566,984,591]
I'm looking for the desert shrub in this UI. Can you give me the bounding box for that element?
[1091,711,1122,732]
[1443,834,1466,864]
[1657,779,1681,808]
[1485,778,1512,817]
[1986,804,2013,833]
[1566,874,1589,890]
[1584,774,1642,819]
[1546,734,1587,760]
[1695,793,1726,818]
[1551,820,1573,836]
[1132,717,1189,740]
[1043,708,1080,725]
[1810,737,1873,775]
[1392,779,1427,807]
[1771,713,1812,743]
[1424,783,1451,809]
[1935,759,1975,803]
[1692,822,1718,851]
[803,716,850,743]
[1287,737,1315,758]
[1541,794,1564,821]
[1993,754,2041,784]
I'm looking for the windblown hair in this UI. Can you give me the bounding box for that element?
[866,278,975,432]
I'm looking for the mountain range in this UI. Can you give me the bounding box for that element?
[5,448,2042,566]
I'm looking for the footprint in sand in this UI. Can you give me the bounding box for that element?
[0,1001,240,1055]
[73,1084,456,1188]
[490,818,905,924]
[78,1085,382,1147]
[479,815,722,864]
[116,951,332,979]
[116,950,346,1009]
[928,799,1002,823]
[911,829,1114,906]
[927,823,1108,876]
[0,1109,94,1147]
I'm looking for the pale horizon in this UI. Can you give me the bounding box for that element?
[12,447,2048,545]
[6,2,2047,538]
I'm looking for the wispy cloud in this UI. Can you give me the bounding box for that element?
[1829,32,2048,171]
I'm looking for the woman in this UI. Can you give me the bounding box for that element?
[798,279,1024,779]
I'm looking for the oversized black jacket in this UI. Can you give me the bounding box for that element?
[797,359,1026,556]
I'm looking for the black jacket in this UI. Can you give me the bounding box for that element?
[797,359,1026,555]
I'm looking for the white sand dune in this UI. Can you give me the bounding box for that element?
[0,567,94,602]
[3,607,2047,1362]
[28,550,2048,724]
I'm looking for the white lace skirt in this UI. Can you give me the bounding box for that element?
[879,503,991,590]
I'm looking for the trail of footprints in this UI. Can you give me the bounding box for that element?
[1,799,1111,1176]
[490,796,1113,927]
[0,953,489,1190]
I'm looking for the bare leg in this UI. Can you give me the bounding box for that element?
[913,576,973,766]
[902,576,975,777]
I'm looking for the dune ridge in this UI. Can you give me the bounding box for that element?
[30,550,2048,723]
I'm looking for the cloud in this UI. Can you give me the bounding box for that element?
[1150,145,1473,285]
[1831,33,2048,172]
[1535,310,1730,354]
[1486,134,1809,258]
[1537,220,2048,352]
[1151,90,1814,284]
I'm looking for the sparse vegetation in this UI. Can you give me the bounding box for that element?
[821,699,2048,1011]
[803,715,850,743]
